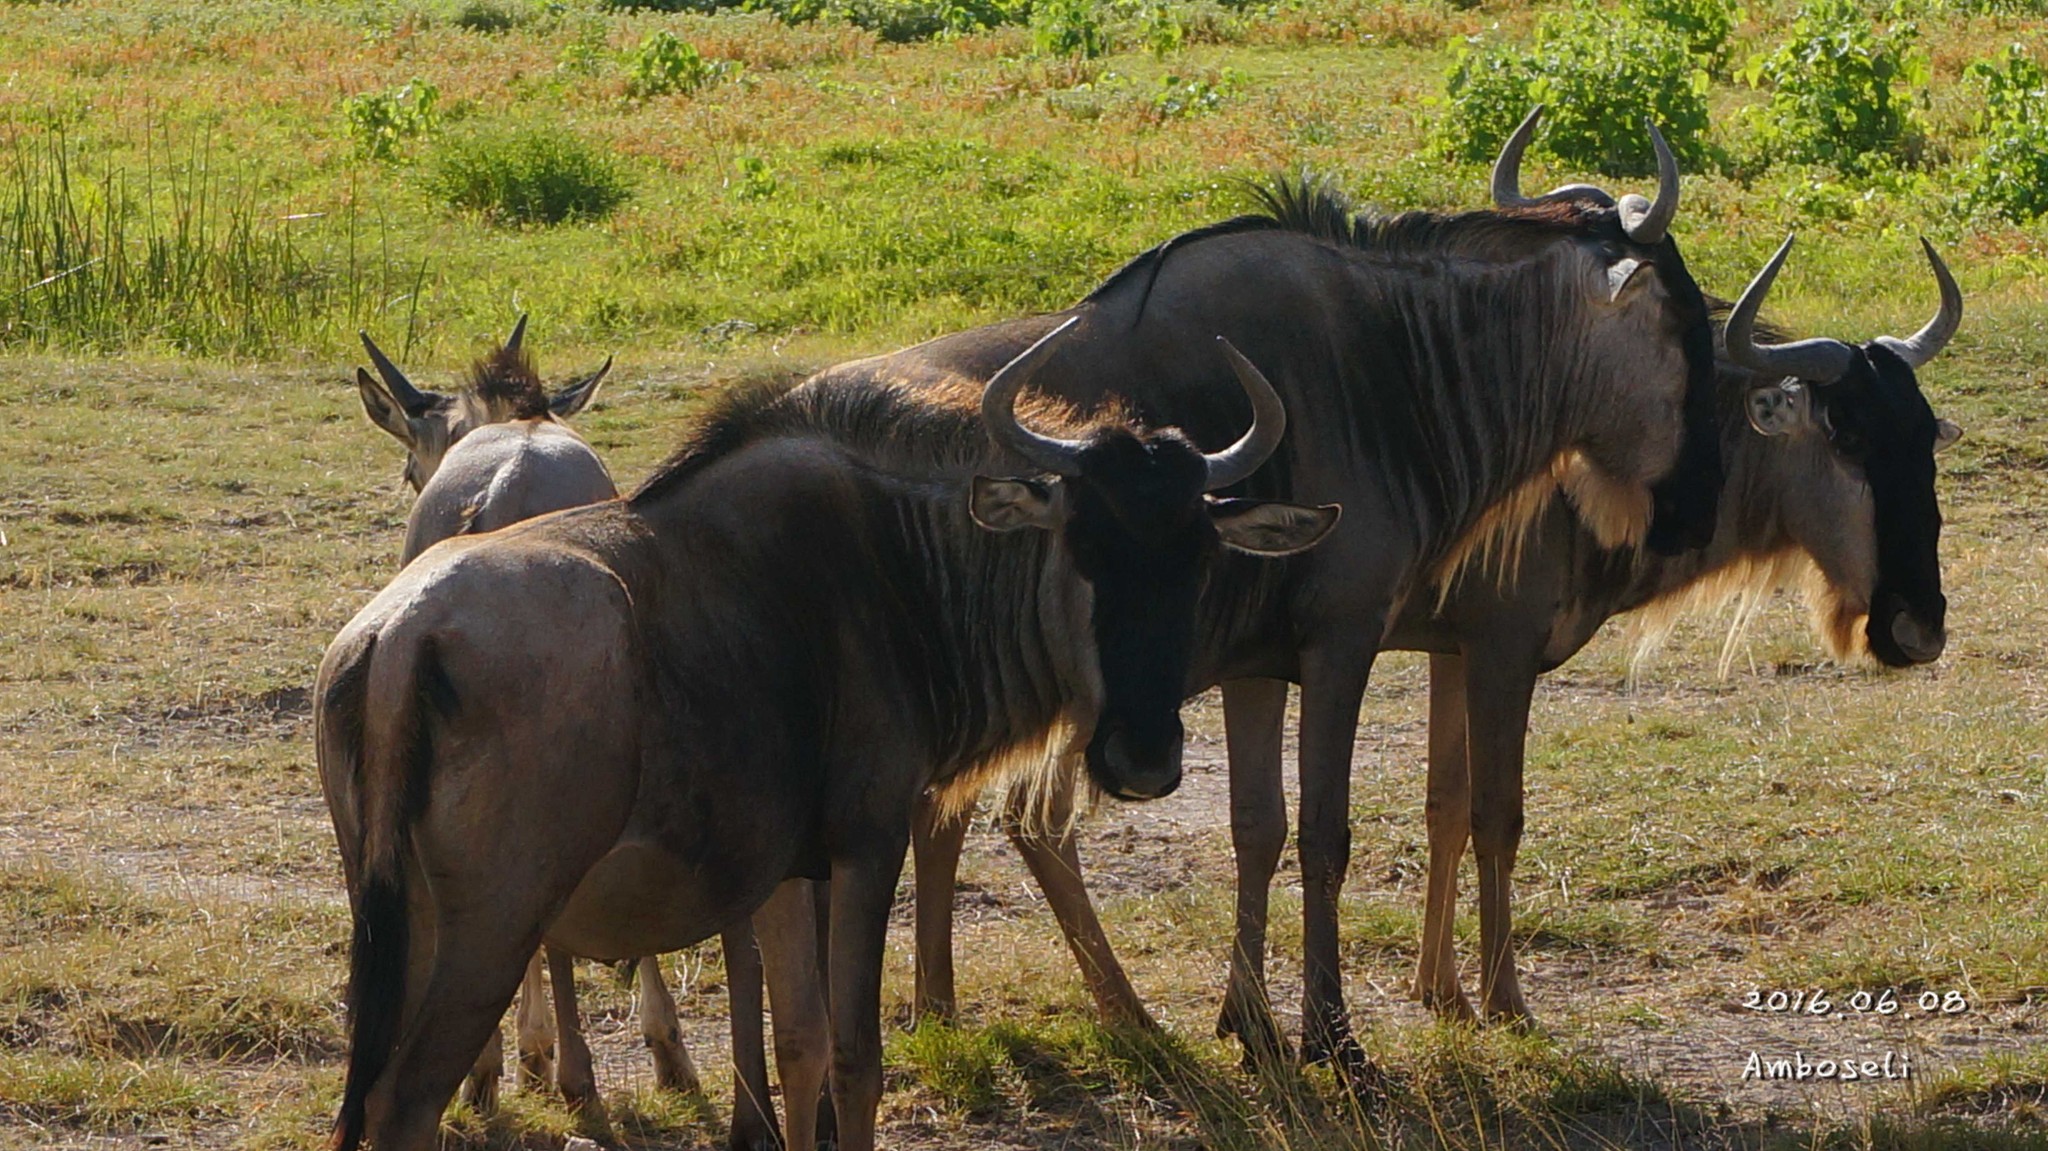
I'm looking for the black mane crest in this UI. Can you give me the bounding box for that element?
[466,346,550,420]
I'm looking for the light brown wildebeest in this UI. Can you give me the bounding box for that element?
[355,319,739,1132]
[354,316,612,565]
[908,230,1964,1039]
[722,113,1734,1083]
[318,321,1340,1151]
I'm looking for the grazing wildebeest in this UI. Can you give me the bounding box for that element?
[317,322,1339,1151]
[910,231,1965,1039]
[353,319,725,1128]
[353,315,611,564]
[792,117,1733,1078]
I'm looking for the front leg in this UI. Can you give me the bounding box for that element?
[1463,647,1540,1027]
[638,956,701,1093]
[1414,653,1476,1022]
[723,924,780,1151]
[1215,677,1291,1066]
[514,951,556,1091]
[827,835,912,1151]
[546,946,611,1140]
[1002,757,1154,1028]
[911,793,971,1023]
[757,881,829,1151]
[1296,642,1378,1087]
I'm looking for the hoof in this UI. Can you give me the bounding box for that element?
[1217,997,1293,1072]
[519,1049,556,1093]
[461,1071,500,1117]
[651,1043,701,1095]
[1421,986,1479,1025]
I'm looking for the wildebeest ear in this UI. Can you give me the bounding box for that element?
[1744,382,1811,438]
[1934,418,1963,453]
[969,476,1064,532]
[357,367,418,446]
[550,355,613,418]
[1605,256,1649,303]
[1209,498,1341,556]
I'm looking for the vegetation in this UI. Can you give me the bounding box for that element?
[1737,0,1929,172]
[2,1,2048,1148]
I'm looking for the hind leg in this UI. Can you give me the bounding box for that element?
[364,910,548,1151]
[547,946,606,1121]
[460,1021,505,1114]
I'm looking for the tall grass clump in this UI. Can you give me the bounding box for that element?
[1440,3,1711,177]
[0,120,407,357]
[426,125,631,224]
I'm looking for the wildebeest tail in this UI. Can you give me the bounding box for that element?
[327,630,445,1151]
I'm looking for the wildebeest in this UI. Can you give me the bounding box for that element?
[353,315,611,564]
[784,118,1733,1077]
[1403,231,1963,1023]
[911,230,1965,1040]
[352,319,724,1127]
[317,321,1339,1151]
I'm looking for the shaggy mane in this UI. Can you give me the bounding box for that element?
[466,346,550,420]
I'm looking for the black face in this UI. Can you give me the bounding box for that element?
[1815,344,1946,667]
[1061,429,1219,802]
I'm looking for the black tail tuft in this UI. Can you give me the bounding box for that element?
[333,869,409,1151]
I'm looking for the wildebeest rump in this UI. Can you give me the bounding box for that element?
[317,324,1338,1151]
[351,320,732,1131]
[798,139,1730,1072]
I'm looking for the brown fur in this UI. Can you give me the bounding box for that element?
[465,346,551,422]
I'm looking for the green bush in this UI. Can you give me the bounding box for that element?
[1966,44,2048,221]
[341,78,441,162]
[1440,6,1709,178]
[601,0,1028,42]
[1152,68,1246,119]
[426,127,631,225]
[1631,0,1739,71]
[452,0,519,32]
[626,31,738,98]
[1738,0,1927,173]
[1031,0,1111,59]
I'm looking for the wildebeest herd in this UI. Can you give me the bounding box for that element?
[318,107,1962,1151]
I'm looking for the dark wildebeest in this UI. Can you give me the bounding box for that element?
[353,320,729,1127]
[353,316,611,564]
[782,116,1734,1077]
[910,230,1964,1038]
[1404,230,1962,1022]
[317,322,1339,1151]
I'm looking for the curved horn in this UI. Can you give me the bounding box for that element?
[1618,120,1680,244]
[1874,238,1961,370]
[504,312,529,357]
[1491,106,1545,208]
[982,316,1087,477]
[1203,338,1288,492]
[358,330,434,416]
[1492,106,1617,210]
[1726,234,1857,382]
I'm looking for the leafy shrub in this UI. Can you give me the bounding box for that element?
[1440,6,1709,177]
[341,78,441,161]
[1965,44,2048,221]
[557,17,610,75]
[452,0,519,32]
[603,0,1027,41]
[1737,0,1927,173]
[626,31,738,98]
[1136,2,1187,57]
[426,127,631,225]
[1152,68,1246,119]
[1032,0,1111,59]
[1631,0,1738,71]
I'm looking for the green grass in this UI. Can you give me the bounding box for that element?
[3,1,2048,1149]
